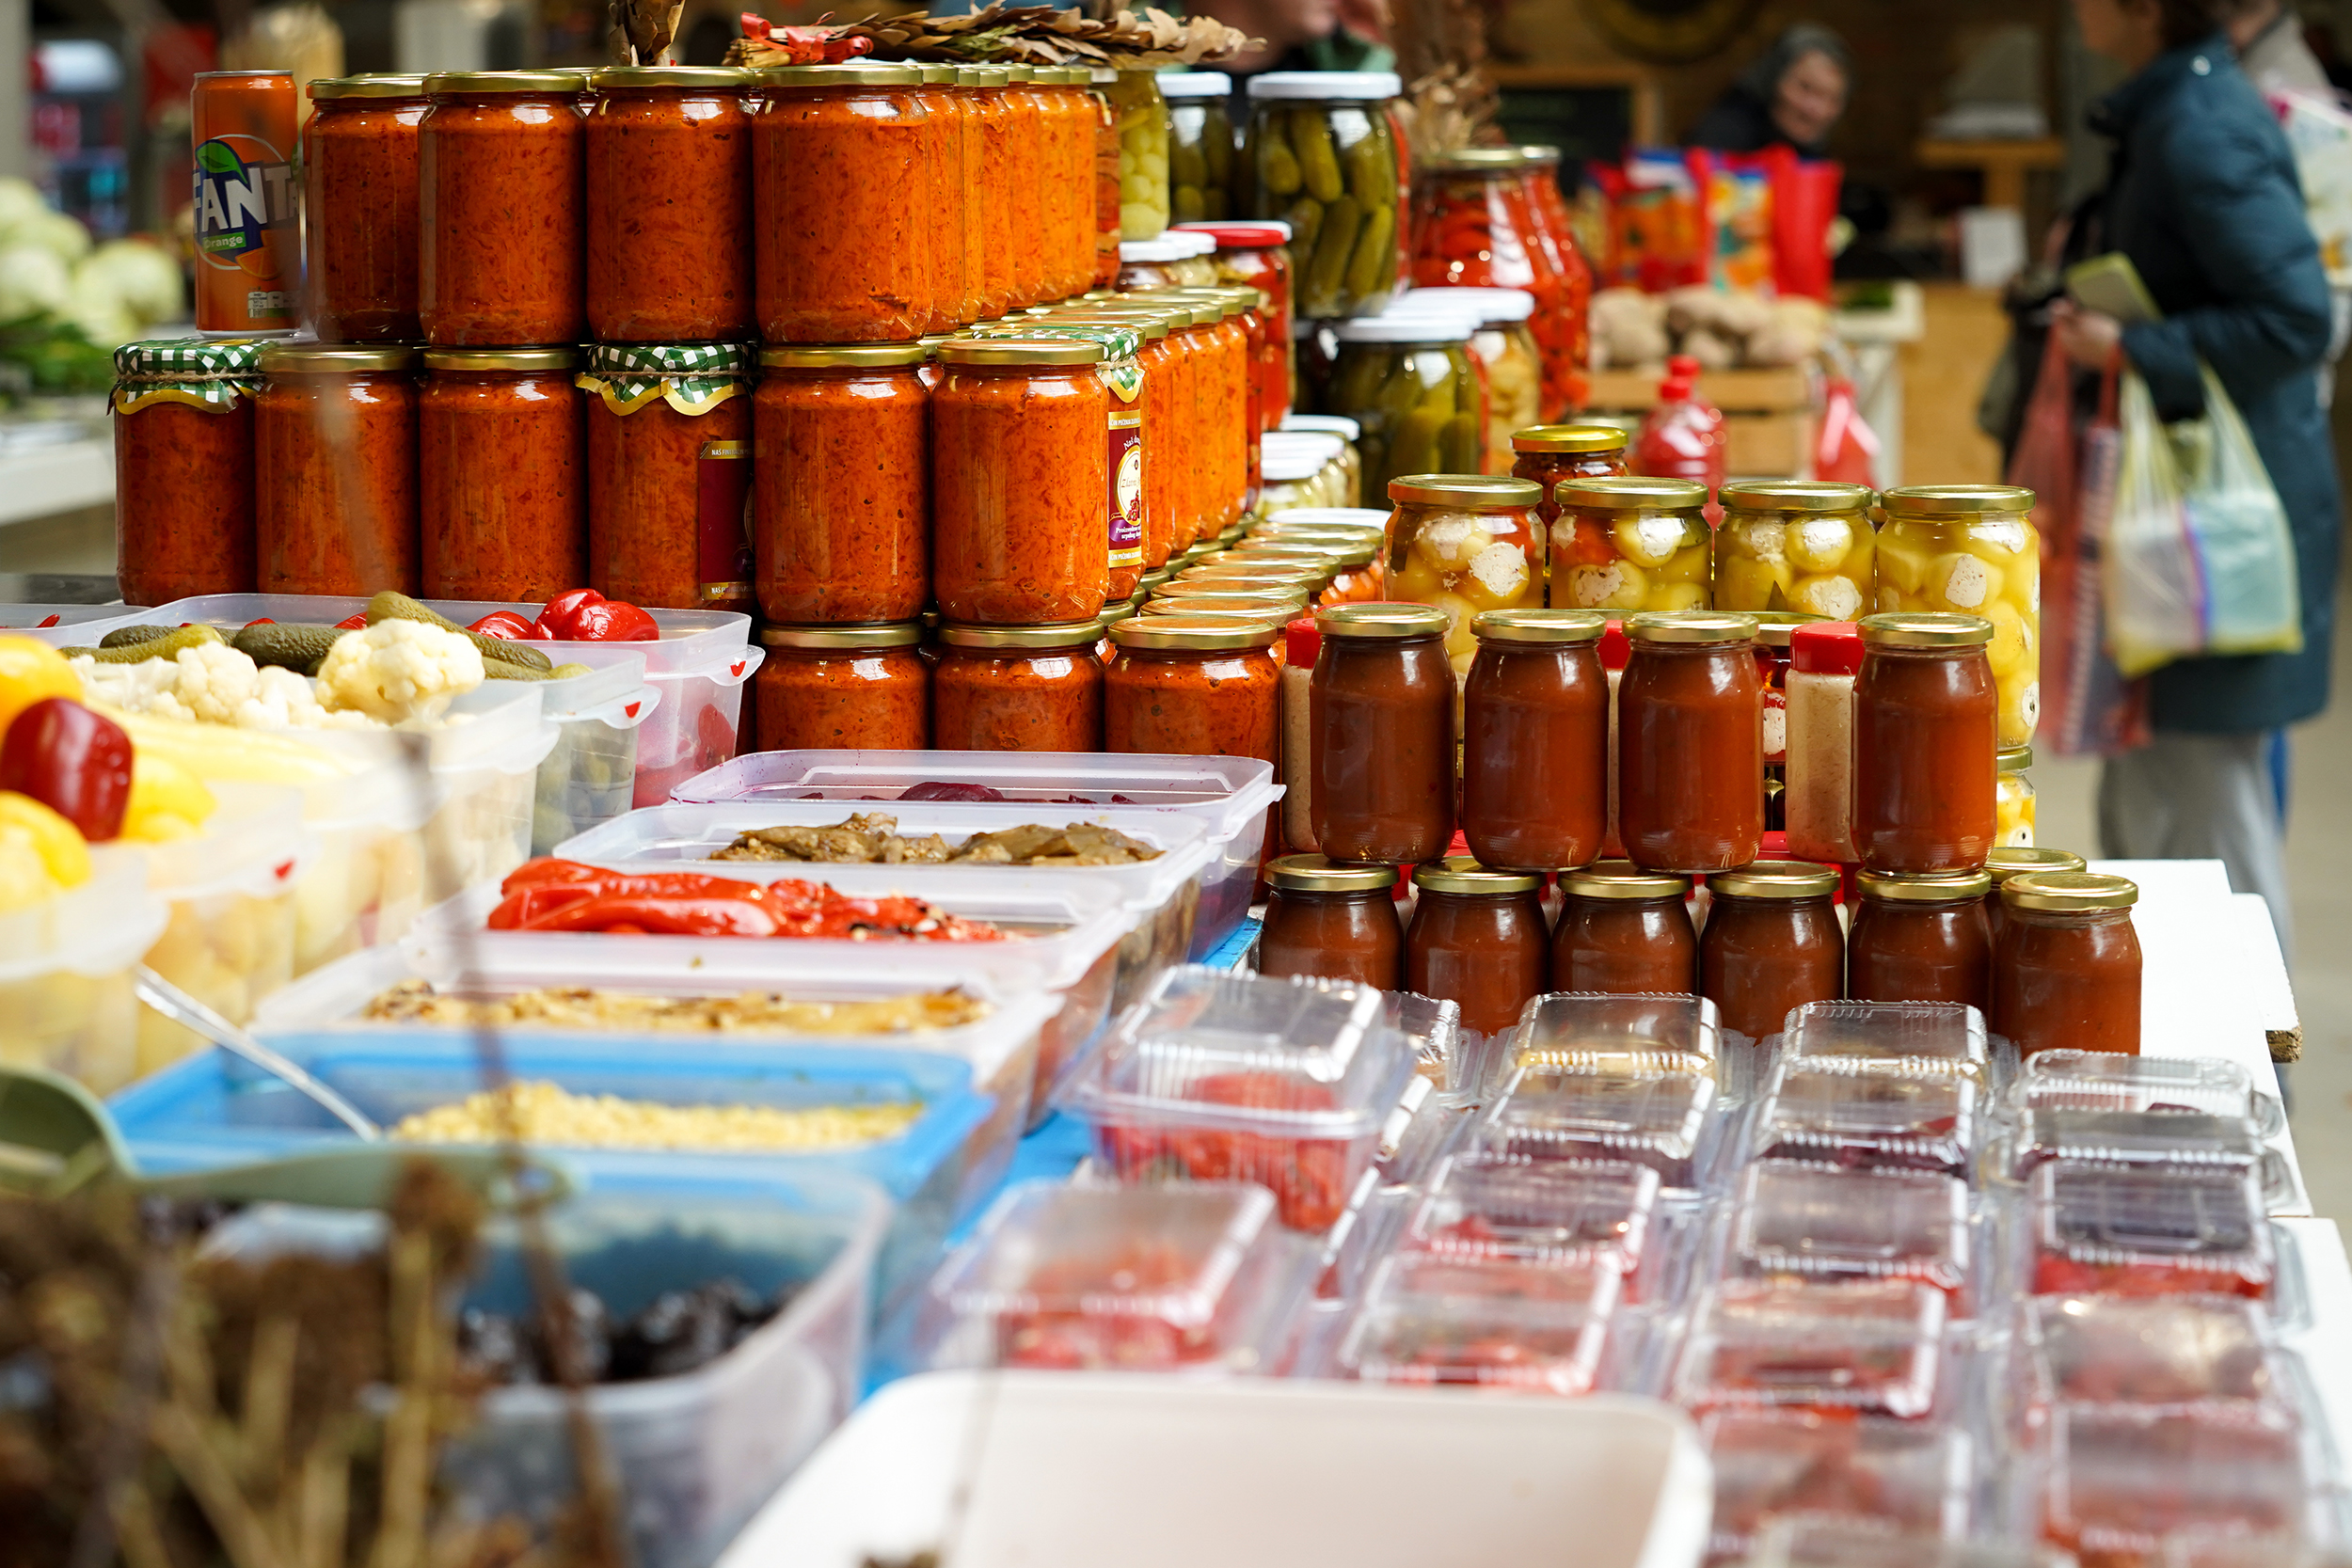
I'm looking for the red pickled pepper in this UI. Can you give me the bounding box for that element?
[469,609,544,642]
[1410,159,1577,421]
[0,698,133,841]
[532,588,660,641]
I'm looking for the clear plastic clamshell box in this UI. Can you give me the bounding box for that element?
[1778,1000,1991,1084]
[200,1166,888,1568]
[668,749,1285,959]
[1337,1253,1624,1395]
[906,1180,1315,1375]
[1498,991,1722,1085]
[1700,1410,1973,1560]
[0,848,164,1095]
[1730,1160,1973,1297]
[1475,1062,1718,1188]
[1751,1058,1980,1179]
[1057,967,1417,1234]
[1748,1522,2076,1568]
[525,645,660,854]
[2014,1051,2285,1136]
[2020,1295,2291,1417]
[554,800,1224,997]
[2027,1160,2278,1301]
[1401,1152,1661,1278]
[2009,1106,2277,1189]
[2040,1405,2318,1567]
[1673,1278,1949,1418]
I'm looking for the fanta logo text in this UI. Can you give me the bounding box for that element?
[193,138,294,255]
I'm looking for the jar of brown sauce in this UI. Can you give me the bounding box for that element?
[1847,868,1994,1013]
[1984,847,2085,949]
[1407,858,1549,1037]
[1854,612,1998,875]
[1994,871,2141,1058]
[1461,608,1610,873]
[1259,855,1403,990]
[1551,860,1695,996]
[1618,610,1763,874]
[1700,861,1845,1041]
[1311,603,1455,864]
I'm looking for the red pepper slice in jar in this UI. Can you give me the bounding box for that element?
[334,611,370,630]
[0,698,133,841]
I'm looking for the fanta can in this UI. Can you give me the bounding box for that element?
[192,70,301,334]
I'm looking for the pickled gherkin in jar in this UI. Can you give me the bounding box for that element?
[1875,484,2041,745]
[1160,71,1237,223]
[1549,475,1711,612]
[1108,69,1170,239]
[1714,480,1875,622]
[1324,314,1486,499]
[1384,474,1547,687]
[1246,71,1405,319]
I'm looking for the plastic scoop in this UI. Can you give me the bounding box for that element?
[135,964,383,1139]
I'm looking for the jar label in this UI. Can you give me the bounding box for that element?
[1108,405,1144,568]
[697,439,753,603]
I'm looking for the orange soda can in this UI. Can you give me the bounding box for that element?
[192,70,302,334]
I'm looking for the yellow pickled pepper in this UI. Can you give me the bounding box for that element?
[0,636,83,736]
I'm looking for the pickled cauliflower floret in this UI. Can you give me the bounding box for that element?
[1465,541,1531,602]
[1971,519,2031,557]
[1788,519,1853,572]
[74,645,385,731]
[1926,551,2001,611]
[316,619,485,724]
[1737,519,1788,562]
[1789,574,1864,620]
[1565,561,1646,610]
[1415,514,1491,566]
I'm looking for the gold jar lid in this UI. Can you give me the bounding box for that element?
[589,66,757,89]
[938,619,1104,649]
[1413,855,1542,895]
[1718,480,1875,515]
[425,70,582,94]
[1388,474,1542,510]
[1751,611,1820,649]
[760,622,924,649]
[1051,309,1174,341]
[310,74,430,99]
[1180,562,1327,589]
[1999,745,2033,771]
[1561,860,1692,898]
[1249,519,1385,542]
[760,342,930,369]
[1855,868,1994,902]
[1427,146,1533,170]
[1554,475,1709,510]
[1709,861,1840,898]
[1137,601,1291,626]
[1510,422,1629,454]
[2003,870,2137,911]
[1266,854,1400,893]
[957,64,1011,87]
[1154,583,1309,609]
[1880,483,2035,517]
[1097,599,1140,628]
[1472,609,1606,644]
[1986,847,2086,884]
[422,346,577,372]
[1318,603,1448,640]
[1626,610,1757,646]
[758,62,928,87]
[1860,611,1994,648]
[1174,541,1223,564]
[1225,542,1341,568]
[259,343,418,373]
[934,337,1105,367]
[1108,615,1280,651]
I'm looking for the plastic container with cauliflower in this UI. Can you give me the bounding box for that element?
[0,849,164,1094]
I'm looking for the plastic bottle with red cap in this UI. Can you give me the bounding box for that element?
[1632,354,1728,492]
[1785,620,1863,863]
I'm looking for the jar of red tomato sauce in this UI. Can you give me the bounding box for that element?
[1104,614,1280,760]
[1461,607,1609,873]
[1259,854,1403,990]
[1855,611,1999,876]
[755,622,929,751]
[420,71,584,347]
[1699,861,1845,1042]
[304,75,427,342]
[934,620,1105,751]
[113,337,264,603]
[753,343,930,625]
[1408,857,1550,1037]
[1618,610,1763,874]
[755,63,937,342]
[1311,603,1454,865]
[1994,871,2141,1057]
[1984,846,2085,949]
[1848,868,1994,1013]
[932,337,1111,624]
[254,342,420,596]
[1551,860,1696,996]
[584,67,755,342]
[420,347,585,602]
[1511,423,1629,531]
[579,342,753,614]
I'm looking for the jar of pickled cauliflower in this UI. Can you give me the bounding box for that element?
[1383,474,1546,685]
[1550,475,1711,614]
[1106,69,1169,240]
[1997,745,2036,847]
[1715,479,1874,622]
[1875,483,2040,746]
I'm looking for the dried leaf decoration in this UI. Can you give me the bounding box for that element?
[607,0,687,63]
[728,6,1260,70]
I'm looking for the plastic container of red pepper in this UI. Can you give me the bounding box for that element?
[1728,1160,1976,1304]
[1473,1061,1721,1189]
[2018,1293,2299,1418]
[2026,1160,2287,1305]
[1671,1277,1951,1418]
[1700,1410,1974,1562]
[1747,1058,1982,1180]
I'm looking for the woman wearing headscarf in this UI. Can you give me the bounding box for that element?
[1690,24,1852,155]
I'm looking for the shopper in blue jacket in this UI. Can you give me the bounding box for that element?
[2053,0,2342,960]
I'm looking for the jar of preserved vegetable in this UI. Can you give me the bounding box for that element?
[1077,298,1215,547]
[1155,288,1257,528]
[1389,286,1541,473]
[1161,71,1236,222]
[1260,854,1402,989]
[1257,432,1339,514]
[1551,475,1710,613]
[1461,608,1609,872]
[1118,230,1219,290]
[1618,610,1762,874]
[756,63,939,341]
[934,620,1104,751]
[1273,420,1361,501]
[1172,284,1269,515]
[420,71,585,347]
[420,347,587,602]
[1551,861,1696,996]
[932,337,1111,624]
[1984,846,2084,948]
[1245,71,1405,319]
[999,67,1052,309]
[1408,858,1549,1037]
[1032,67,1098,302]
[1180,220,1293,423]
[1997,745,2036,847]
[1084,69,1121,290]
[1699,861,1845,1042]
[1513,145,1594,416]
[1327,313,1485,495]
[584,68,755,341]
[1410,150,1574,421]
[1848,868,1994,1012]
[993,319,1152,600]
[1311,603,1454,863]
[254,343,420,596]
[1713,479,1873,621]
[1854,612,1997,876]
[1106,69,1170,240]
[1104,614,1280,762]
[1146,584,1307,620]
[755,623,929,752]
[1876,484,2040,746]
[304,75,427,342]
[580,342,754,614]
[753,343,930,625]
[1384,475,1545,684]
[1784,619,1862,865]
[1994,871,2141,1057]
[114,337,263,603]
[1511,423,1629,530]
[963,65,1019,316]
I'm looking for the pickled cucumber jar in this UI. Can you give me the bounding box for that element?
[1714,480,1875,621]
[1876,484,2040,746]
[1384,474,1546,685]
[1549,475,1710,613]
[1106,69,1170,240]
[1325,313,1485,497]
[1997,745,2035,847]
[1160,71,1236,223]
[1245,71,1406,319]
[1386,287,1539,474]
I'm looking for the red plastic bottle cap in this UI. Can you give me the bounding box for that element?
[1790,621,1865,675]
[1174,222,1291,250]
[1285,616,1322,667]
[1598,617,1631,672]
[1667,354,1701,377]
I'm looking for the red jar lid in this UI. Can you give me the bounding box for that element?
[1598,617,1630,672]
[1174,222,1293,249]
[1285,615,1321,666]
[1791,621,1863,675]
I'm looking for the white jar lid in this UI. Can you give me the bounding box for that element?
[1157,71,1232,98]
[1245,71,1401,102]
[1391,286,1536,324]
[1331,313,1476,343]
[1280,413,1362,441]
[1119,231,1218,263]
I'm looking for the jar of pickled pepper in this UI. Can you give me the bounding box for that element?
[1327,313,1485,497]
[1511,422,1629,530]
[420,71,586,347]
[755,622,929,752]
[1161,71,1237,223]
[1410,148,1574,422]
[1245,71,1405,319]
[1513,145,1595,416]
[114,337,264,603]
[304,75,427,342]
[1876,484,2040,746]
[1715,479,1874,622]
[1549,474,1711,613]
[584,67,755,342]
[1384,474,1546,686]
[580,342,754,614]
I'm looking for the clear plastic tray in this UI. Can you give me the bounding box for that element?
[2014,1052,2285,1136]
[3,602,151,645]
[909,1180,1314,1375]
[1751,1060,1980,1178]
[1778,1000,1990,1083]
[1400,1152,1661,1278]
[1730,1160,1973,1296]
[1337,1253,1624,1394]
[0,847,164,1094]
[1475,1063,1718,1188]
[2010,1107,2275,1184]
[1701,1411,1972,1560]
[2041,1405,2316,1567]
[1058,967,1416,1234]
[1672,1278,1949,1418]
[1499,992,1721,1081]
[2027,1160,2277,1301]
[2022,1295,2289,1414]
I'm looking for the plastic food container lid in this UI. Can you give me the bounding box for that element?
[1339,1253,1623,1394]
[2031,1159,2274,1276]
[1789,620,1864,675]
[1674,1278,1949,1417]
[2041,1405,2310,1554]
[1403,1152,1661,1272]
[2022,1294,2285,1411]
[1173,220,1293,246]
[1479,1063,1717,1183]
[1753,1059,1979,1177]
[1245,71,1402,100]
[138,781,312,902]
[1120,232,1218,263]
[2014,1050,2277,1129]
[1391,286,1536,323]
[1155,71,1235,97]
[0,847,167,985]
[1502,991,1719,1077]
[1780,1000,1990,1080]
[1703,1412,1973,1560]
[1276,417,1363,442]
[1332,313,1476,343]
[1731,1161,1972,1292]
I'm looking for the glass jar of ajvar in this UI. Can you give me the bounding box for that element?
[754,342,930,624]
[933,620,1105,751]
[304,75,428,342]
[585,67,755,342]
[419,71,585,346]
[113,336,264,602]
[755,622,929,752]
[1259,854,1402,990]
[420,347,586,602]
[1104,614,1281,762]
[1617,610,1762,874]
[1407,857,1549,1037]
[254,342,420,596]
[1311,602,1455,864]
[579,342,754,614]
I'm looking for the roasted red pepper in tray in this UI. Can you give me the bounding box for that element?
[0,698,132,841]
[485,858,1008,942]
[469,610,547,643]
[532,589,660,642]
[1097,1070,1353,1232]
[996,1243,1229,1371]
